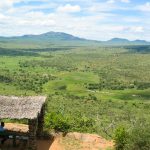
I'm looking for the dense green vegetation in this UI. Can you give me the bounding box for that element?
[0,45,150,149]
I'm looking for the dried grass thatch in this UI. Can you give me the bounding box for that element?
[0,96,46,119]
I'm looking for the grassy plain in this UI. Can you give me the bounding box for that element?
[0,46,150,140]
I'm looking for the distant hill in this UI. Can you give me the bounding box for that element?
[0,32,86,42]
[0,32,150,48]
[0,32,93,49]
[107,38,130,44]
[106,38,150,45]
[16,32,86,41]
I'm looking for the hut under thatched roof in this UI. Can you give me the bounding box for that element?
[0,96,46,119]
[0,95,47,150]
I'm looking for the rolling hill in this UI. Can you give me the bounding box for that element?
[106,38,149,45]
[0,32,87,43]
[0,32,150,49]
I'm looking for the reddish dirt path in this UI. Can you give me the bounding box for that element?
[50,133,114,150]
[1,123,114,150]
[49,137,64,150]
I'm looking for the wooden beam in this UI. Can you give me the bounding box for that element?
[37,104,45,137]
[28,119,37,150]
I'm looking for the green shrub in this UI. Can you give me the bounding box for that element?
[45,112,70,132]
[126,121,150,150]
[72,116,96,132]
[114,126,128,150]
[114,121,150,150]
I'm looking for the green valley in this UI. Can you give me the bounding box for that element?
[0,32,150,149]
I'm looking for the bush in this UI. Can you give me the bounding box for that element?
[126,121,150,150]
[114,126,128,150]
[73,116,96,132]
[45,112,70,132]
[58,85,67,90]
[114,120,150,150]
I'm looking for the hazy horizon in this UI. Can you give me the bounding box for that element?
[0,31,150,42]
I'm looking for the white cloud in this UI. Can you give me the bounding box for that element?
[107,0,130,4]
[56,4,81,13]
[129,26,144,33]
[0,0,51,11]
[18,12,55,26]
[104,26,144,33]
[121,0,130,3]
[0,13,7,19]
[0,0,149,41]
[107,0,115,4]
[0,1,14,10]
[88,2,116,13]
[6,3,57,14]
[123,17,140,23]
[137,2,150,12]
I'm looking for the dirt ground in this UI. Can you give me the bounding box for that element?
[0,123,114,150]
[50,132,114,150]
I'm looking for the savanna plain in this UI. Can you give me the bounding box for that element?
[0,44,150,150]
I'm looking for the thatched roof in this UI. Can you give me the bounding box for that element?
[0,96,46,119]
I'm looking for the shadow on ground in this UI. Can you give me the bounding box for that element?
[0,139,53,150]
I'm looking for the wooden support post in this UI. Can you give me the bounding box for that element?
[28,119,37,150]
[37,104,45,137]
[13,135,16,147]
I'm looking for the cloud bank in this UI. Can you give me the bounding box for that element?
[0,0,150,41]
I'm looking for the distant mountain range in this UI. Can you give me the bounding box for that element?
[0,32,150,48]
[105,38,150,45]
[0,32,85,41]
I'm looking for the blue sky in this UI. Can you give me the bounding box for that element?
[0,0,150,40]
